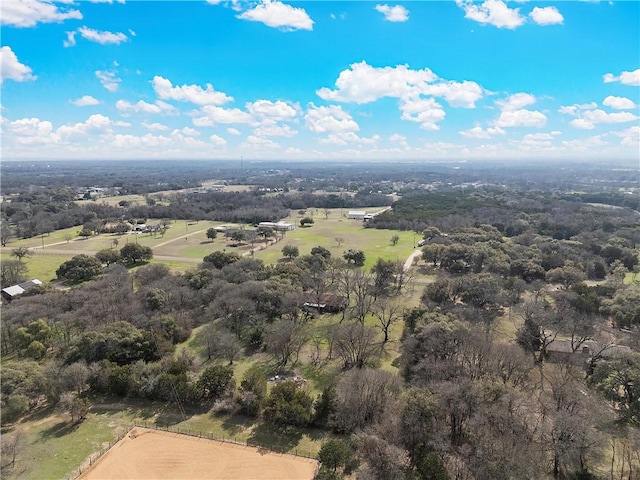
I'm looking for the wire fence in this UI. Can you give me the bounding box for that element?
[68,423,320,480]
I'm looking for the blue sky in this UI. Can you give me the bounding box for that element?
[1,0,639,162]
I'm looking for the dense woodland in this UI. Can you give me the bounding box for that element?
[1,162,639,480]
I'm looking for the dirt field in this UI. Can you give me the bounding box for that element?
[78,427,319,480]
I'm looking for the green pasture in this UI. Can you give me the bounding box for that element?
[254,208,417,269]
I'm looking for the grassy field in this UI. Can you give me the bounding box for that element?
[254,208,417,270]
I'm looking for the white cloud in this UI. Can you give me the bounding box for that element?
[495,109,547,127]
[152,76,233,106]
[457,0,525,29]
[116,99,175,114]
[56,114,114,142]
[1,0,82,28]
[4,117,54,145]
[400,97,446,130]
[305,104,359,133]
[561,135,606,150]
[613,126,639,147]
[237,0,314,31]
[242,135,281,149]
[603,95,637,110]
[529,6,563,25]
[0,47,37,84]
[422,80,483,108]
[603,69,640,86]
[71,95,100,107]
[375,4,409,22]
[172,127,200,137]
[65,26,129,47]
[245,99,299,121]
[317,61,437,104]
[227,127,241,135]
[194,105,254,125]
[558,102,598,115]
[496,92,536,111]
[95,70,121,92]
[572,109,638,129]
[142,122,169,131]
[319,132,379,146]
[459,125,506,139]
[253,123,298,137]
[209,134,227,146]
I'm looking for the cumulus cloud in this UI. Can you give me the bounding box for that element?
[71,95,100,106]
[56,114,114,142]
[152,76,233,106]
[305,104,359,133]
[400,97,446,130]
[375,4,409,22]
[317,61,483,108]
[237,0,314,31]
[209,134,227,147]
[116,99,175,114]
[603,68,640,86]
[193,105,254,126]
[613,126,639,147]
[227,127,241,135]
[4,117,55,145]
[0,47,37,84]
[253,122,298,137]
[457,0,525,29]
[603,95,637,110]
[1,0,82,28]
[529,6,563,25]
[64,26,129,47]
[245,99,299,121]
[495,109,547,128]
[558,102,598,116]
[459,125,506,139]
[496,92,536,111]
[570,109,638,130]
[142,122,169,131]
[95,70,121,92]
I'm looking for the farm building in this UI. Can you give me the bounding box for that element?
[2,279,43,302]
[347,210,367,220]
[302,292,348,313]
[258,221,295,231]
[546,339,633,363]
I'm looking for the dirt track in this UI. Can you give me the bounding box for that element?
[79,427,319,480]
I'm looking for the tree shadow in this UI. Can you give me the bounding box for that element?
[39,420,81,440]
[218,413,255,436]
[246,422,303,453]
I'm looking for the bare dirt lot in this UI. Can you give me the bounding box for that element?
[78,427,319,480]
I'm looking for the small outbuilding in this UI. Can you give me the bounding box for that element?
[347,210,367,220]
[2,279,43,302]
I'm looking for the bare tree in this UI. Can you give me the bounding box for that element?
[371,297,404,343]
[264,319,308,368]
[330,322,381,370]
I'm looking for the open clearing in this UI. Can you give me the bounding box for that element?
[79,427,319,480]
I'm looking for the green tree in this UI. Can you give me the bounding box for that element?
[198,365,233,401]
[203,251,241,269]
[282,245,299,260]
[318,439,352,473]
[120,243,153,265]
[300,217,314,227]
[311,245,331,259]
[231,230,246,244]
[589,353,640,423]
[1,259,28,287]
[206,228,218,241]
[95,249,122,266]
[390,234,400,246]
[343,249,365,267]
[263,380,313,428]
[56,255,103,282]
